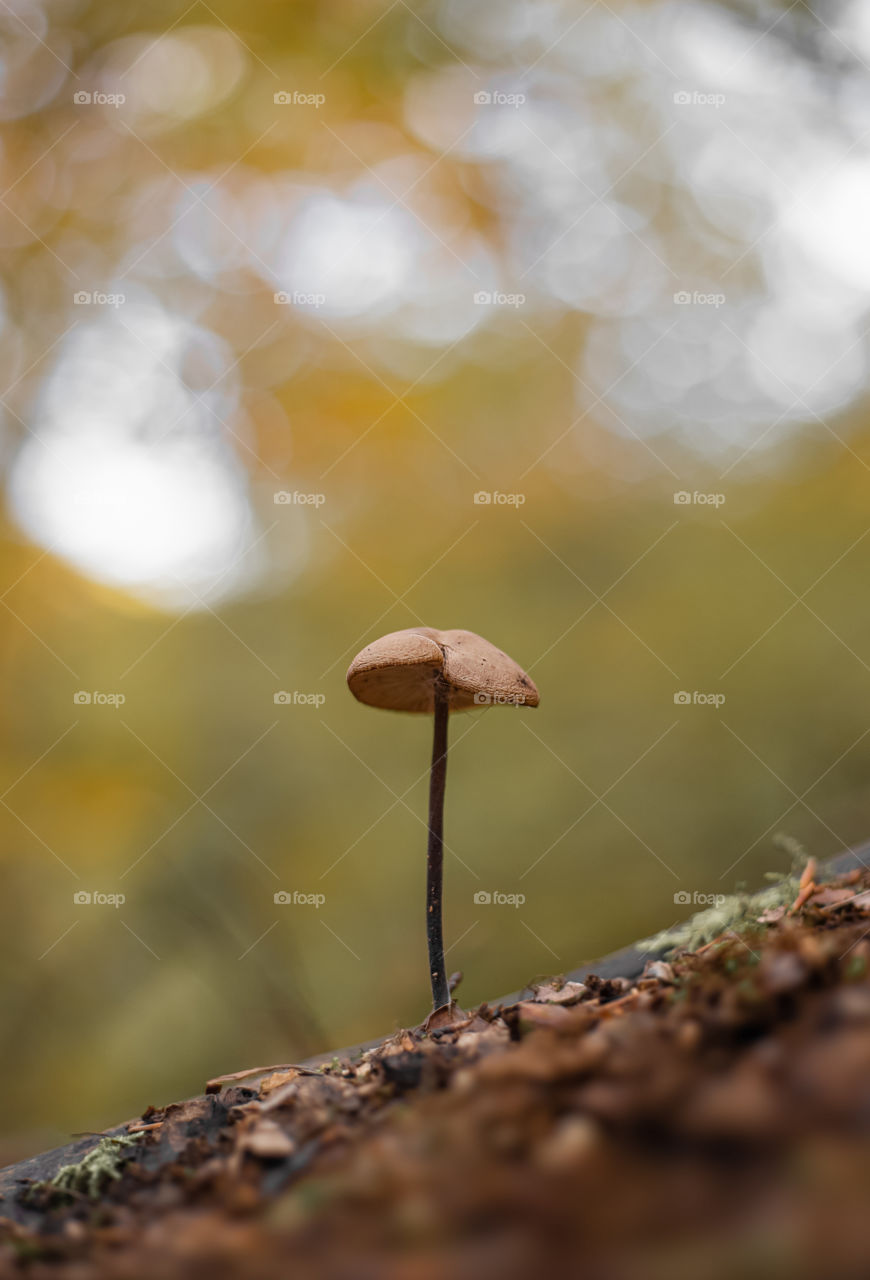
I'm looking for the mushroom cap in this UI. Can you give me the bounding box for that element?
[346,627,540,713]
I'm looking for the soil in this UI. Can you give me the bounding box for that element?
[4,858,870,1278]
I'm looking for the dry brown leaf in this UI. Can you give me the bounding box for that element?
[240,1120,295,1160]
[516,1001,586,1031]
[455,1023,511,1052]
[809,887,858,908]
[259,1070,300,1098]
[206,1063,313,1093]
[644,961,675,984]
[757,905,787,924]
[422,1003,467,1033]
[811,888,870,912]
[531,981,587,1005]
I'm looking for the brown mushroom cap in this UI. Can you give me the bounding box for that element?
[346,627,540,713]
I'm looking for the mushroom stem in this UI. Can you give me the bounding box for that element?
[426,679,450,1011]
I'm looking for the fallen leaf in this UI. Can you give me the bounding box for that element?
[644,961,675,984]
[421,1002,467,1033]
[531,981,587,1005]
[206,1063,314,1093]
[516,1001,585,1031]
[240,1121,295,1160]
[809,888,859,908]
[259,1070,299,1098]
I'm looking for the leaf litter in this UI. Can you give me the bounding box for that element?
[5,857,870,1277]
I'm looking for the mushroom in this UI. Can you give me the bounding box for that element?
[347,627,539,1013]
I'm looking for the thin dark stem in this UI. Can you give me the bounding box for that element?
[426,680,450,1011]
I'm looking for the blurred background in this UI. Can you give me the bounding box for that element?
[1,0,870,1159]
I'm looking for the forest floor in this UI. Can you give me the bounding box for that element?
[4,857,870,1278]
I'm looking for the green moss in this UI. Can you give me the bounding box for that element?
[642,837,807,957]
[48,1132,145,1199]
